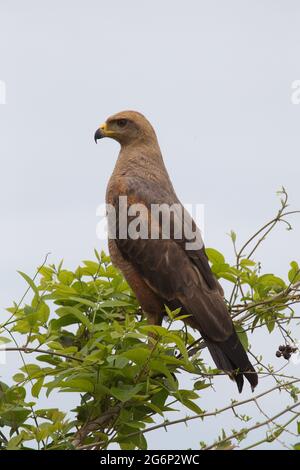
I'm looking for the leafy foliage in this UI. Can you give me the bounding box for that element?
[0,188,299,450]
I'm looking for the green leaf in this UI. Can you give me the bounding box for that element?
[194,380,211,390]
[121,348,150,365]
[61,378,94,393]
[180,398,203,415]
[36,354,61,365]
[205,248,225,265]
[174,389,199,400]
[0,336,11,344]
[57,306,93,331]
[68,296,97,308]
[36,301,50,323]
[6,386,26,402]
[149,360,177,390]
[6,433,26,450]
[288,261,300,284]
[235,325,249,350]
[99,300,135,308]
[18,271,39,296]
[139,325,169,337]
[230,230,237,243]
[217,272,237,283]
[240,259,256,267]
[109,384,144,402]
[13,373,26,383]
[32,377,44,398]
[83,260,101,275]
[266,318,275,333]
[58,270,74,285]
[164,333,188,362]
[146,402,165,416]
[164,306,182,320]
[20,364,41,376]
[257,274,286,291]
[1,407,31,428]
[151,388,168,409]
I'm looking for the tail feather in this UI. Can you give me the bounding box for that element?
[205,330,258,393]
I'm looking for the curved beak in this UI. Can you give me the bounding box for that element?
[94,127,104,144]
[94,123,108,144]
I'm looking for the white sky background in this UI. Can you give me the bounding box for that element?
[0,0,300,449]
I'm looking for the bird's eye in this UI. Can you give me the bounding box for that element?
[116,119,128,128]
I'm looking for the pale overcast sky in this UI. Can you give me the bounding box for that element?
[0,0,300,449]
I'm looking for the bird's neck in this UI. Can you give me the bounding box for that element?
[111,142,174,189]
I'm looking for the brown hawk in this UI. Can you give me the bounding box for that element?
[94,110,258,392]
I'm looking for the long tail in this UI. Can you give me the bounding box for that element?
[205,329,258,393]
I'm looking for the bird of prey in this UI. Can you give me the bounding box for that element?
[94,111,258,392]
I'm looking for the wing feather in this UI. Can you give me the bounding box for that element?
[111,177,233,341]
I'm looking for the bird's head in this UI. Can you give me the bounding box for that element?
[94,110,157,147]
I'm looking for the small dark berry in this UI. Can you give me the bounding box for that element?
[279,345,285,352]
[276,351,282,358]
[283,352,291,360]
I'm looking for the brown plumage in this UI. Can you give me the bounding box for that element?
[94,110,258,392]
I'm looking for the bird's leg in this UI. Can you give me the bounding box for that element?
[146,311,163,326]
